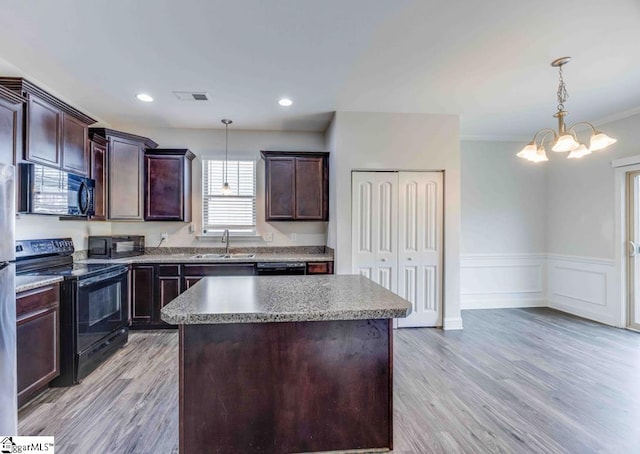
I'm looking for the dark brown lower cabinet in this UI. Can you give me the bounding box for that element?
[131,264,182,329]
[180,319,392,453]
[157,265,181,316]
[182,264,255,291]
[131,265,154,326]
[16,283,60,408]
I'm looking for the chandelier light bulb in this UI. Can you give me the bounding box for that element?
[552,134,580,152]
[589,132,617,152]
[567,144,590,159]
[530,146,549,163]
[517,143,538,160]
[222,181,232,195]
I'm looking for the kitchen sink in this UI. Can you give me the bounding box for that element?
[190,253,256,259]
[191,253,227,259]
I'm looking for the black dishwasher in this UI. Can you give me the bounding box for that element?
[256,262,306,275]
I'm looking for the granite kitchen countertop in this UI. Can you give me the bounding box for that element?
[15,275,64,293]
[161,274,411,325]
[78,251,334,265]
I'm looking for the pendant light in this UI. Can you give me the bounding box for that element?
[517,57,616,163]
[221,119,232,195]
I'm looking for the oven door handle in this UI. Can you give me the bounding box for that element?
[78,267,128,287]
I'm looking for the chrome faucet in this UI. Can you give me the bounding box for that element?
[221,229,230,255]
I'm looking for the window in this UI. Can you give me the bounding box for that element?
[202,159,256,234]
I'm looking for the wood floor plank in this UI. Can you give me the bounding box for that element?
[18,308,640,453]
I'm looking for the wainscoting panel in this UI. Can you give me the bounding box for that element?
[547,255,618,326]
[461,254,547,309]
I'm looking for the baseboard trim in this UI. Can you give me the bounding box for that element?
[443,317,464,330]
[462,298,547,310]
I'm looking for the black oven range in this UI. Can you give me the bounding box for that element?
[16,238,129,386]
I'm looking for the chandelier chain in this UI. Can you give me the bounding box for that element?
[556,65,569,111]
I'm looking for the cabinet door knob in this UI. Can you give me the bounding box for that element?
[381,258,387,262]
[408,257,413,261]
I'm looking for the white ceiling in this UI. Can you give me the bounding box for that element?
[0,0,639,138]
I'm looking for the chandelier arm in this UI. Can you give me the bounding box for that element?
[531,128,557,145]
[567,122,597,135]
[539,131,556,148]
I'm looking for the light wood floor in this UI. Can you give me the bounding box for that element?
[19,308,640,453]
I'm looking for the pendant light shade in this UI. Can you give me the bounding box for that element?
[531,146,549,162]
[589,132,617,152]
[517,57,616,163]
[221,119,233,195]
[517,143,538,160]
[552,134,580,152]
[567,144,591,159]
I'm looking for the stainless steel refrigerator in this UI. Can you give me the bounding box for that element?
[0,162,16,435]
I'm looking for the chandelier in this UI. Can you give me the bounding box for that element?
[517,57,616,163]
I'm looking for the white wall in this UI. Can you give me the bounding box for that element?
[547,113,640,259]
[15,215,111,251]
[544,112,640,326]
[327,111,462,329]
[461,141,547,254]
[107,126,327,248]
[460,140,547,309]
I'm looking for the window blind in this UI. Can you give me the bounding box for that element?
[202,159,256,233]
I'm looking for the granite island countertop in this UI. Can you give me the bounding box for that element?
[15,275,64,293]
[161,274,411,325]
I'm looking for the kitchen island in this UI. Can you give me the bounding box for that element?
[161,274,411,454]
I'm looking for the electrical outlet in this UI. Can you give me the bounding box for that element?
[161,233,169,241]
[188,224,195,234]
[290,233,297,242]
[262,232,273,242]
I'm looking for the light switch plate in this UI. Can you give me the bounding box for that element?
[290,233,297,241]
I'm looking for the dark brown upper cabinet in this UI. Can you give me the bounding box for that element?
[0,78,96,176]
[89,128,158,221]
[261,151,329,221]
[144,149,195,222]
[0,85,24,165]
[61,114,89,175]
[88,133,108,220]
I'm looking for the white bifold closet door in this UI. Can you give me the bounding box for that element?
[352,171,443,327]
[351,171,399,293]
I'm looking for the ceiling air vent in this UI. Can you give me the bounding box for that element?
[173,91,210,101]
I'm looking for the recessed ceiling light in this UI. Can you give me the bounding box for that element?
[136,93,154,102]
[278,98,293,107]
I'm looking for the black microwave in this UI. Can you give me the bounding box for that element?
[88,236,145,259]
[18,163,95,217]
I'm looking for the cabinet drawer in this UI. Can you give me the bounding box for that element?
[16,285,59,318]
[157,264,181,277]
[183,264,256,276]
[306,262,334,275]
